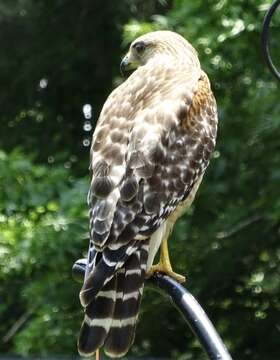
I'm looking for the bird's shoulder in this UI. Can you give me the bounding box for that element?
[98,61,201,123]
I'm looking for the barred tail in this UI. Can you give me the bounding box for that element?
[78,276,117,354]
[78,240,149,358]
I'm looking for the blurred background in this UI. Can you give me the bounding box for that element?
[0,0,280,359]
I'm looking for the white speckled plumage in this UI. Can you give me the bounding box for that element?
[78,30,218,358]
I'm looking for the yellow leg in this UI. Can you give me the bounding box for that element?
[96,349,100,360]
[146,237,186,283]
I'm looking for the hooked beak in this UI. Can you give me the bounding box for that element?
[120,54,139,78]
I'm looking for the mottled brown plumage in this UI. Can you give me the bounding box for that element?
[78,30,218,358]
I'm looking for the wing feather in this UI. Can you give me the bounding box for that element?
[79,60,218,357]
[88,66,217,251]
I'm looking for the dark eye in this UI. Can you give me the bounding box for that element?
[133,41,146,54]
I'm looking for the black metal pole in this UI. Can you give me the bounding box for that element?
[261,0,280,83]
[72,259,232,360]
[149,273,232,360]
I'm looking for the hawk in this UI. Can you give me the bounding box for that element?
[78,30,218,358]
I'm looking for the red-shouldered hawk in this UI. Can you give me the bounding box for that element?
[78,30,218,358]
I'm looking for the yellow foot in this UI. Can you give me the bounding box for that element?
[146,264,186,283]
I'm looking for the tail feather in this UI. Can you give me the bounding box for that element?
[104,249,143,357]
[80,241,138,307]
[104,240,149,357]
[78,240,149,358]
[78,277,117,355]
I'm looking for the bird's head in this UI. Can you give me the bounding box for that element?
[120,30,199,76]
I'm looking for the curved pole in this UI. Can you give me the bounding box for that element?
[261,0,280,83]
[148,273,232,360]
[72,259,233,360]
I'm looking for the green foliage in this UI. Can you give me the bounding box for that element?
[1,0,280,359]
[0,151,88,355]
